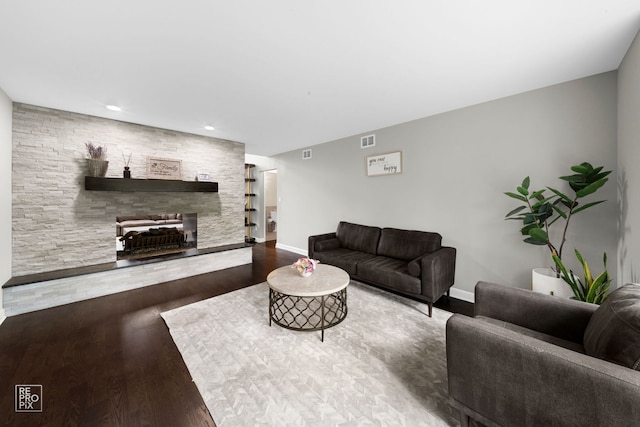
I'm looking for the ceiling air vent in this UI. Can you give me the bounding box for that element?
[302,149,312,160]
[361,134,375,148]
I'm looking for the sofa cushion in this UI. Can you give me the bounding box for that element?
[377,228,441,261]
[584,283,640,370]
[336,221,381,255]
[313,248,376,277]
[358,256,421,295]
[314,238,340,252]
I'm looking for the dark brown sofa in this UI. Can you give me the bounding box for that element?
[446,281,640,427]
[308,221,456,316]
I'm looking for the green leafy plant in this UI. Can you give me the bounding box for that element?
[552,250,610,304]
[504,162,611,265]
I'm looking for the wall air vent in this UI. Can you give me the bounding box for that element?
[302,149,312,160]
[361,134,375,148]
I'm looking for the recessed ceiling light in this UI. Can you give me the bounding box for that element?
[106,105,121,112]
[204,125,215,131]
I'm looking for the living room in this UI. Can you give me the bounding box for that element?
[1,2,640,426]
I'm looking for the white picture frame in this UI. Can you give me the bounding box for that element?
[196,171,212,182]
[366,151,402,176]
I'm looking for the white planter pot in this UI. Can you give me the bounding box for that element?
[531,267,574,298]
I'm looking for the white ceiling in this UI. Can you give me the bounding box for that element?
[0,1,638,156]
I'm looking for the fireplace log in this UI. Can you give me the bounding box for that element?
[119,228,186,255]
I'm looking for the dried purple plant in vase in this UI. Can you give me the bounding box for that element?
[85,142,107,160]
[85,143,109,177]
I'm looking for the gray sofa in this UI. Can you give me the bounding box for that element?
[308,221,456,317]
[446,281,640,427]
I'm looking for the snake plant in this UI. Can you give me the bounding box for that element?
[552,250,610,304]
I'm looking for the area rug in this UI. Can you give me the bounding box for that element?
[161,281,459,426]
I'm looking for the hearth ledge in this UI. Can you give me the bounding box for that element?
[2,244,252,317]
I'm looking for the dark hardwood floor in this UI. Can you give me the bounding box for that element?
[0,242,473,426]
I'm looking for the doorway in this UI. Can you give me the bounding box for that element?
[264,170,278,242]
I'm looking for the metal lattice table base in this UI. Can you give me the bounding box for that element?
[269,288,348,341]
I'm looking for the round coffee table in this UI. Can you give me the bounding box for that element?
[267,264,349,341]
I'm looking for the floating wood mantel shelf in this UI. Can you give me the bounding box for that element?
[85,176,218,192]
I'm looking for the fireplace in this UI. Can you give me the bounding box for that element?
[116,213,197,261]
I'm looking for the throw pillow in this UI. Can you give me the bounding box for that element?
[584,283,640,370]
[315,238,340,252]
[407,257,422,277]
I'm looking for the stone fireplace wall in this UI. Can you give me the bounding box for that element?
[12,103,245,276]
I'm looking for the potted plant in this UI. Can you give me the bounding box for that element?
[552,250,610,304]
[85,142,109,177]
[504,162,611,296]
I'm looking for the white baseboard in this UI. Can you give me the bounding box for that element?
[275,243,307,256]
[450,287,474,303]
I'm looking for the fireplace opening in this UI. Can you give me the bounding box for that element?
[116,213,197,261]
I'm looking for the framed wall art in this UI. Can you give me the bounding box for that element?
[147,157,182,180]
[366,151,402,176]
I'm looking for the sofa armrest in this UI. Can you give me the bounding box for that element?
[447,314,640,426]
[419,246,456,300]
[308,232,337,258]
[474,281,597,344]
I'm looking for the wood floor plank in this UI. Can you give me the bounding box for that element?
[0,242,472,426]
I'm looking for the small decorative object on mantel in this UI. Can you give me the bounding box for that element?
[85,142,109,177]
[148,157,182,180]
[123,151,132,178]
[292,257,319,277]
[197,171,212,182]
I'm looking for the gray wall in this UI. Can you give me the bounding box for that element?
[274,72,619,298]
[0,88,12,320]
[618,30,640,284]
[12,104,245,276]
[264,172,277,207]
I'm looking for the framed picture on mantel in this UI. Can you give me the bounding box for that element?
[147,157,182,180]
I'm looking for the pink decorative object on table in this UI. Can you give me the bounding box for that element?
[292,257,319,277]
